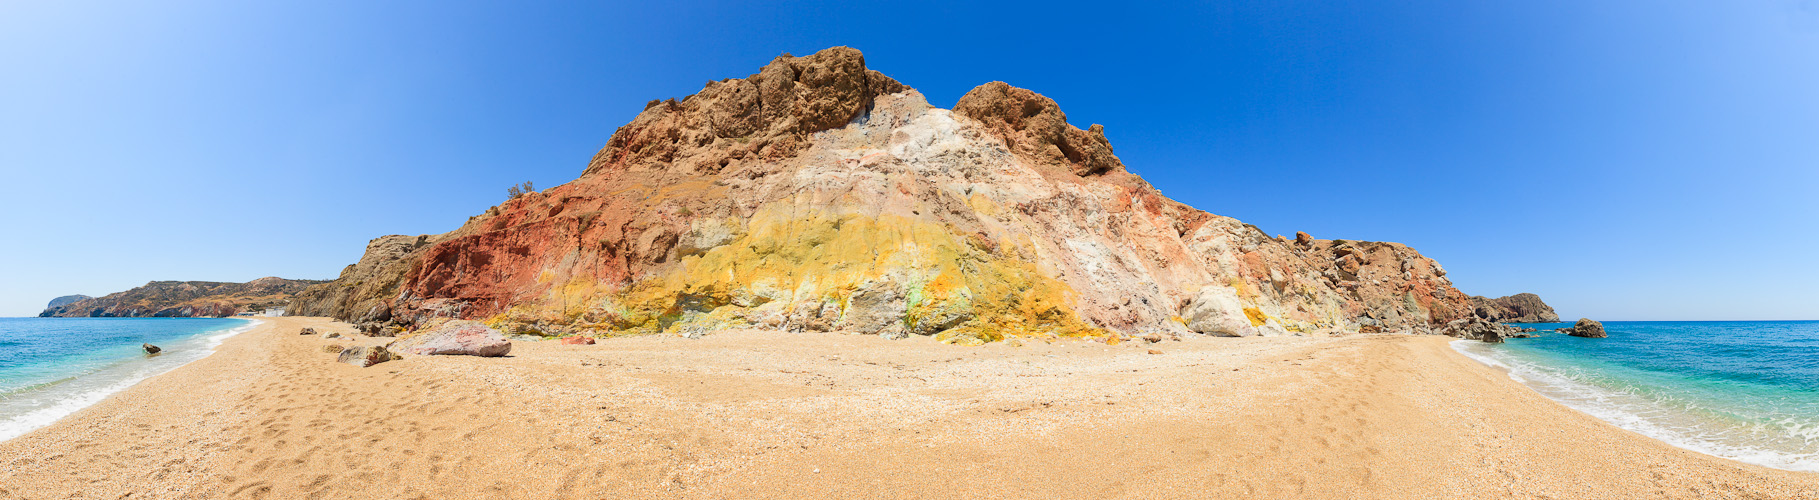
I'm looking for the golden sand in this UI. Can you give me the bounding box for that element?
[0,317,1813,499]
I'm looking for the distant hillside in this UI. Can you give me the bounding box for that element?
[39,277,327,318]
[45,295,91,309]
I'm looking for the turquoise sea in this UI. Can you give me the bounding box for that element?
[1455,321,1819,472]
[0,317,255,441]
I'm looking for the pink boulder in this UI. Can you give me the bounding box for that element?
[387,320,512,357]
[560,336,596,345]
[337,345,399,367]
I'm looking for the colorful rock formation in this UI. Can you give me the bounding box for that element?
[291,47,1499,343]
[41,277,325,318]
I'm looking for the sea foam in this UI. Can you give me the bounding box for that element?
[1454,332,1819,472]
[0,319,258,442]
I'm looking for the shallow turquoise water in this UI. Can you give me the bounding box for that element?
[1455,321,1819,471]
[0,317,255,441]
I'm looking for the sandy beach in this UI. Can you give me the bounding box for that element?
[0,317,1813,499]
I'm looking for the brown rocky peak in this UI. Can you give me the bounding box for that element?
[953,81,1123,177]
[582,46,907,176]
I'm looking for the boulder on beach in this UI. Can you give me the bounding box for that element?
[1563,318,1608,338]
[337,345,399,367]
[323,344,346,354]
[1183,285,1285,337]
[142,343,161,354]
[559,336,596,345]
[386,320,512,357]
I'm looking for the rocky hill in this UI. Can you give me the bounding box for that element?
[41,277,326,318]
[290,46,1520,343]
[1469,293,1561,323]
[45,295,91,309]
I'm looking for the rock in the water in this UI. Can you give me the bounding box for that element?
[337,345,399,367]
[387,320,512,357]
[299,327,318,335]
[1563,318,1608,338]
[142,343,161,354]
[559,336,596,345]
[1481,329,1505,343]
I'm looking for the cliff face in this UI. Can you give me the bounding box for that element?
[1470,293,1561,323]
[41,277,326,318]
[292,46,1485,343]
[286,235,443,323]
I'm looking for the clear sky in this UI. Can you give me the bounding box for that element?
[2,1,1815,320]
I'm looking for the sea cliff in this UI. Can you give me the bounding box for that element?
[1469,293,1561,323]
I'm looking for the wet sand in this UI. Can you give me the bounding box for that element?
[0,317,1814,499]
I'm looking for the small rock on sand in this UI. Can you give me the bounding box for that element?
[337,345,399,368]
[298,327,317,335]
[560,336,596,345]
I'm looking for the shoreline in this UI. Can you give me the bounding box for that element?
[1,317,1815,498]
[0,318,261,443]
[1453,328,1819,474]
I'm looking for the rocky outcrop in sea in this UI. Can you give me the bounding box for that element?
[288,47,1539,343]
[1469,293,1560,323]
[1561,318,1608,338]
[40,277,326,318]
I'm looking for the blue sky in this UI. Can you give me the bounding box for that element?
[2,0,1815,319]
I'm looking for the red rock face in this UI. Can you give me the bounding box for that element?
[297,46,1483,341]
